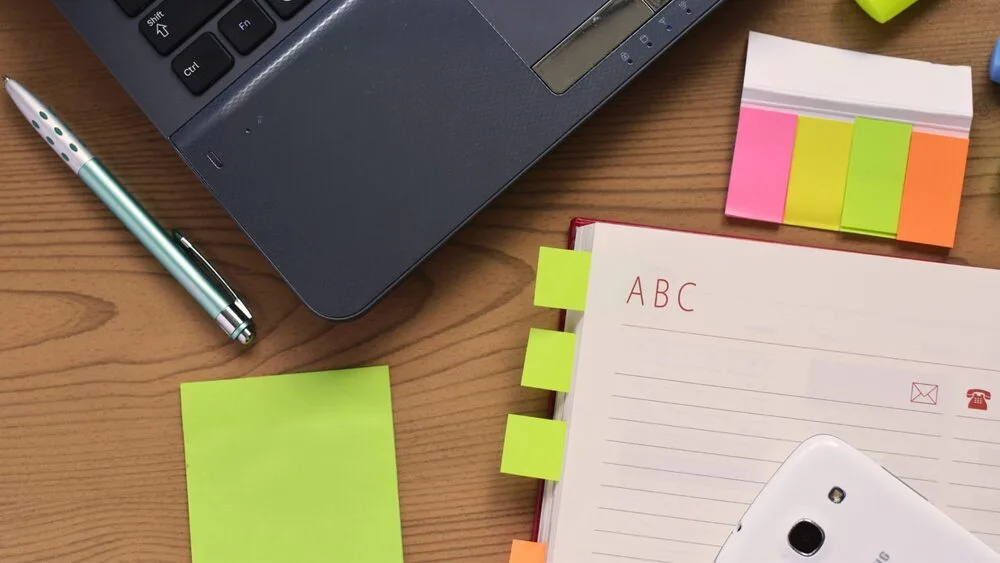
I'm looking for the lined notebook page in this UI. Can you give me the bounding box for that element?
[543,223,1000,563]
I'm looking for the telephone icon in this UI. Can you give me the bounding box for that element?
[967,389,992,411]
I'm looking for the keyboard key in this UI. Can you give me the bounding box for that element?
[139,0,231,56]
[115,0,155,17]
[219,0,276,55]
[264,0,312,20]
[171,34,234,95]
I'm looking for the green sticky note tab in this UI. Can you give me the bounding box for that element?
[500,415,567,481]
[521,328,576,392]
[784,116,854,231]
[534,247,592,311]
[180,367,403,563]
[841,117,912,238]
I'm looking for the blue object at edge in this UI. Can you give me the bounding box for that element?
[991,39,1000,84]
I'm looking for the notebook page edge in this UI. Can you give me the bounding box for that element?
[538,222,599,550]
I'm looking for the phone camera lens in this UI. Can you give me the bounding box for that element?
[788,520,825,556]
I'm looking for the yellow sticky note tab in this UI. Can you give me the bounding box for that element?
[510,540,547,563]
[534,247,592,311]
[784,116,854,231]
[522,328,575,392]
[500,415,567,481]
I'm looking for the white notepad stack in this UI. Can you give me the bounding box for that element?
[501,220,1000,563]
[742,31,973,134]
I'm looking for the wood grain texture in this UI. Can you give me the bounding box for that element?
[1,0,999,561]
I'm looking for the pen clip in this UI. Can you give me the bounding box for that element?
[172,230,252,319]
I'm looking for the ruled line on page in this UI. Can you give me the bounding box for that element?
[594,529,723,547]
[599,484,750,506]
[608,416,800,443]
[951,482,1000,492]
[598,506,734,527]
[948,505,1000,515]
[621,324,1000,374]
[955,436,1000,446]
[606,439,783,464]
[611,395,942,438]
[859,449,938,461]
[954,459,1000,469]
[607,419,937,462]
[899,476,937,484]
[957,415,1000,424]
[593,552,675,563]
[603,461,768,485]
[615,372,944,416]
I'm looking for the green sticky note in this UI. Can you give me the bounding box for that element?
[500,415,567,481]
[534,247,592,311]
[784,116,854,231]
[521,328,576,392]
[180,367,403,563]
[841,117,912,238]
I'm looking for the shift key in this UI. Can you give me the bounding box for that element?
[140,0,231,56]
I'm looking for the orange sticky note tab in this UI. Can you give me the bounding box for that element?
[510,540,546,563]
[897,132,969,248]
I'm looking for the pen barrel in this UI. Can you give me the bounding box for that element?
[77,160,229,317]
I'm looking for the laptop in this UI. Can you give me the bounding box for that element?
[52,0,725,320]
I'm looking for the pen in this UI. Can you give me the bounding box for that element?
[3,76,255,345]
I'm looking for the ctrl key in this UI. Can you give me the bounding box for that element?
[172,33,234,95]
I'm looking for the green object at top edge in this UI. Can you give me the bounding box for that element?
[855,0,921,23]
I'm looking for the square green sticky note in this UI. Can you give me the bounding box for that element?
[534,247,592,311]
[784,116,854,231]
[841,117,913,238]
[521,328,576,392]
[180,367,403,563]
[500,415,567,481]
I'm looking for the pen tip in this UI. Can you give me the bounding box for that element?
[237,327,255,345]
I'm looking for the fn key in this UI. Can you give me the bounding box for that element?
[172,34,234,95]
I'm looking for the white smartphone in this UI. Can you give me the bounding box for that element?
[715,435,1000,562]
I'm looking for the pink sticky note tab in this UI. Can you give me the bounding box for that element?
[726,107,798,223]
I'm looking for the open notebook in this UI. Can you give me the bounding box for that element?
[502,220,1000,563]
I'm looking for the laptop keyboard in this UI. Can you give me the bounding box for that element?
[116,0,312,94]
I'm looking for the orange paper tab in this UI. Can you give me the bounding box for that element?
[510,540,546,563]
[897,132,969,248]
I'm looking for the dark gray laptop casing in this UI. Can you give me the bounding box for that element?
[54,0,724,320]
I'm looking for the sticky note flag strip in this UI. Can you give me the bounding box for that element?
[501,414,567,481]
[510,540,547,563]
[784,116,854,231]
[522,328,576,393]
[897,132,969,248]
[534,247,591,311]
[841,117,913,237]
[725,106,798,223]
[180,367,404,563]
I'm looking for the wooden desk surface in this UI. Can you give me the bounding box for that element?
[2,0,999,560]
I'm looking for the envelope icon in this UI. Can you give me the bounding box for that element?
[911,382,939,405]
